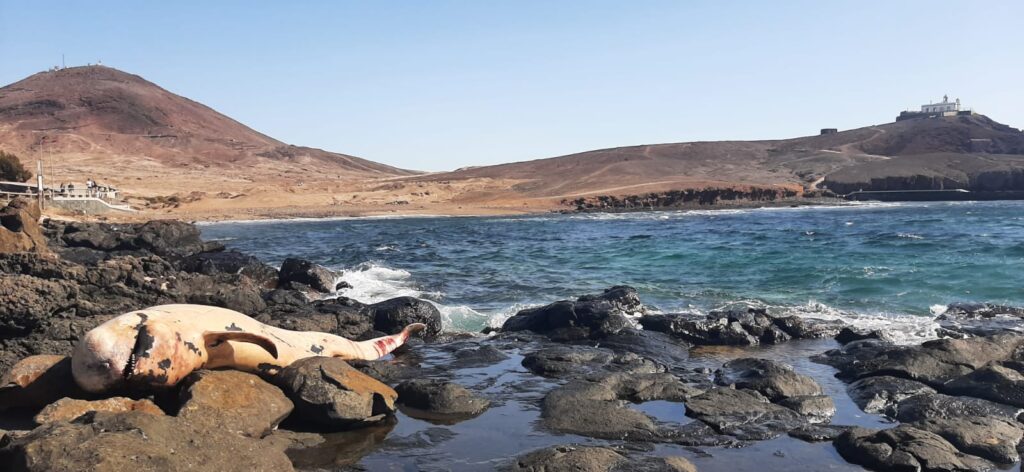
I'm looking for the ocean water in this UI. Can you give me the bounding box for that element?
[200,201,1024,343]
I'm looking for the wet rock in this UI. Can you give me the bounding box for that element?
[542,380,658,440]
[684,388,806,440]
[365,296,442,339]
[640,313,758,346]
[265,422,395,470]
[0,355,86,411]
[944,362,1024,407]
[501,286,641,340]
[348,359,421,384]
[0,411,294,471]
[177,250,279,289]
[34,397,163,424]
[451,344,509,367]
[177,370,293,438]
[593,329,692,368]
[894,392,1022,423]
[777,395,835,423]
[278,257,336,293]
[714,358,824,402]
[835,327,890,345]
[910,416,1024,464]
[846,375,936,416]
[506,445,626,471]
[789,424,853,442]
[258,298,373,340]
[522,346,665,378]
[274,357,397,430]
[0,198,48,254]
[817,334,1024,386]
[395,379,490,419]
[770,315,844,339]
[834,425,993,472]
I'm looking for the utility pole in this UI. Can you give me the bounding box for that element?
[62,54,65,69]
[37,161,44,211]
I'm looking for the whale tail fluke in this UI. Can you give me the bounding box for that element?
[342,323,429,360]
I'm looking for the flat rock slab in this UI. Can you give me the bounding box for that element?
[0,411,294,472]
[684,387,807,440]
[178,370,293,438]
[505,445,699,472]
[846,375,936,416]
[911,415,1024,464]
[522,345,665,379]
[35,397,163,424]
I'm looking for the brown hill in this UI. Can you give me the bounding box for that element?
[404,114,1024,207]
[0,66,412,189]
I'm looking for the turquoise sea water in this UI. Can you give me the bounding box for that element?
[201,201,1024,342]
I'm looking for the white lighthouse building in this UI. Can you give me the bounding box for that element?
[920,95,960,114]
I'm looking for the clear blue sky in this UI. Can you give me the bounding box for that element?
[1,1,1021,171]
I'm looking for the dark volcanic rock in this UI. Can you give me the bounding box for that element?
[451,344,509,367]
[640,309,843,346]
[364,296,442,339]
[894,392,1021,424]
[522,346,665,378]
[834,425,993,472]
[777,395,836,424]
[714,358,824,402]
[944,362,1024,407]
[846,375,936,416]
[0,275,77,336]
[640,313,757,346]
[506,445,628,471]
[540,372,700,442]
[816,334,1024,386]
[910,416,1024,464]
[395,379,490,418]
[0,411,294,472]
[348,359,420,384]
[501,286,642,340]
[177,250,279,289]
[278,257,336,293]
[937,303,1024,337]
[177,370,293,438]
[684,387,807,440]
[274,357,397,430]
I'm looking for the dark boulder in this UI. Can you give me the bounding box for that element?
[395,379,490,419]
[683,387,807,440]
[177,250,279,289]
[131,220,207,258]
[506,445,627,471]
[713,358,824,402]
[894,392,1021,424]
[501,286,642,340]
[910,416,1024,464]
[278,258,336,293]
[640,309,843,346]
[0,275,78,336]
[364,296,442,339]
[834,425,993,472]
[640,313,758,346]
[274,357,397,430]
[944,362,1024,407]
[846,375,936,416]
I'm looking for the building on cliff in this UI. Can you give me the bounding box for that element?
[897,95,976,121]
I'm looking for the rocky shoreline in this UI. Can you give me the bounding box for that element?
[2,196,1024,471]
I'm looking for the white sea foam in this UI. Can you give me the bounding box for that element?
[333,262,435,304]
[714,299,940,345]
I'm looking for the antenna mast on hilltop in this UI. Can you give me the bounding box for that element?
[61,54,65,69]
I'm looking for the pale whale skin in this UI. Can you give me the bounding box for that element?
[71,304,426,393]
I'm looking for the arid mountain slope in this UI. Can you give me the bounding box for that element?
[406,114,1024,205]
[0,66,412,183]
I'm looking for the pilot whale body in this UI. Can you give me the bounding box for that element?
[72,304,425,393]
